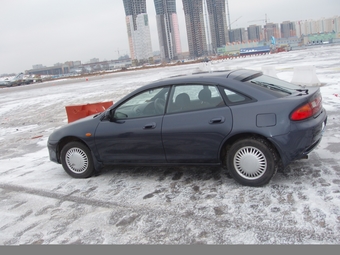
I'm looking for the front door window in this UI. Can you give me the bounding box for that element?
[115,87,169,119]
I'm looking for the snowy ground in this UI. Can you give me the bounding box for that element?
[0,45,340,244]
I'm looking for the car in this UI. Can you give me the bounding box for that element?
[23,76,43,85]
[47,69,327,187]
[0,73,24,87]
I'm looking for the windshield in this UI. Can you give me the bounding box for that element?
[248,74,303,95]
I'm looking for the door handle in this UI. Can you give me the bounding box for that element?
[209,117,225,124]
[144,122,156,129]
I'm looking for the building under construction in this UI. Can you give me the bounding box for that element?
[247,25,263,41]
[182,0,208,58]
[206,0,229,54]
[281,21,297,38]
[154,0,182,62]
[264,23,280,41]
[123,0,153,65]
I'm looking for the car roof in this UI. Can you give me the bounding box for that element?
[113,69,265,107]
[144,69,262,88]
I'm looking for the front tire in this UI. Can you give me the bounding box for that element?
[226,138,278,187]
[60,141,94,178]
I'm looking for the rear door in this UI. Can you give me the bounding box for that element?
[162,84,232,163]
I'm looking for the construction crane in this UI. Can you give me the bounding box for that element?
[230,16,242,27]
[248,14,268,24]
[226,1,242,30]
[248,19,265,23]
[248,14,270,42]
[116,48,128,59]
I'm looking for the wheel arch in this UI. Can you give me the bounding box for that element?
[220,133,282,170]
[57,136,103,173]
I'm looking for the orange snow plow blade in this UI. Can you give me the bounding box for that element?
[65,101,113,123]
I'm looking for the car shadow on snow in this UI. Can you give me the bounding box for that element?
[95,155,337,191]
[99,165,230,182]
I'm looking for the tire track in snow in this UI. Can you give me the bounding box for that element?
[1,181,340,244]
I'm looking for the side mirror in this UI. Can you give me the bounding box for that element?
[108,109,116,122]
[109,109,127,123]
[101,109,114,121]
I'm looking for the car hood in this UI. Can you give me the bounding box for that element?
[48,114,101,142]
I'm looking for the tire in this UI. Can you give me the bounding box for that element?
[60,141,94,178]
[226,138,278,187]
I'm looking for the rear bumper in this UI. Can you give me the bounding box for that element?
[269,110,327,166]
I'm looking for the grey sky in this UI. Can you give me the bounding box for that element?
[0,0,339,74]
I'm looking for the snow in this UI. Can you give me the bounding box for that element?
[0,45,340,244]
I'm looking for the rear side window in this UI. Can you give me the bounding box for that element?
[221,88,253,105]
[223,88,247,103]
[167,84,224,113]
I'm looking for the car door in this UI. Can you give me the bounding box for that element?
[162,84,233,163]
[94,87,169,164]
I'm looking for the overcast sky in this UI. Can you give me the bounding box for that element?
[0,0,339,74]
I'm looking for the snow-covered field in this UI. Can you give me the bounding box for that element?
[0,45,340,244]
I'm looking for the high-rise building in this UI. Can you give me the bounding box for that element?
[264,23,280,41]
[296,20,313,36]
[247,25,263,41]
[123,0,153,65]
[206,0,229,53]
[154,0,182,61]
[296,16,340,37]
[321,16,340,33]
[280,21,296,38]
[182,0,208,58]
[229,28,247,43]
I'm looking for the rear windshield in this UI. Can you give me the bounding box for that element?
[247,74,303,96]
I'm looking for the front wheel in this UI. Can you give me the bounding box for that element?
[60,141,94,178]
[226,138,278,187]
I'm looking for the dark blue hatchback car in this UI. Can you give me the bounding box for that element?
[48,69,327,186]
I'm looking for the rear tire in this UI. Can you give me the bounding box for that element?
[226,138,278,187]
[60,141,94,178]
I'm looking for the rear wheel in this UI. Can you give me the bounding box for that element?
[226,138,278,187]
[60,141,94,178]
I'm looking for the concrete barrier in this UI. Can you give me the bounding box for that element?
[199,62,213,72]
[262,66,278,78]
[65,101,113,123]
[291,66,321,86]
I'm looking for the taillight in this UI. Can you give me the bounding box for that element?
[290,93,322,121]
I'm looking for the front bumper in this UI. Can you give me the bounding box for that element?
[47,140,60,164]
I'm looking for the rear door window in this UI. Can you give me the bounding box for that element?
[167,84,224,113]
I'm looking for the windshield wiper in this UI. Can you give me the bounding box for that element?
[296,89,309,94]
[251,81,292,94]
